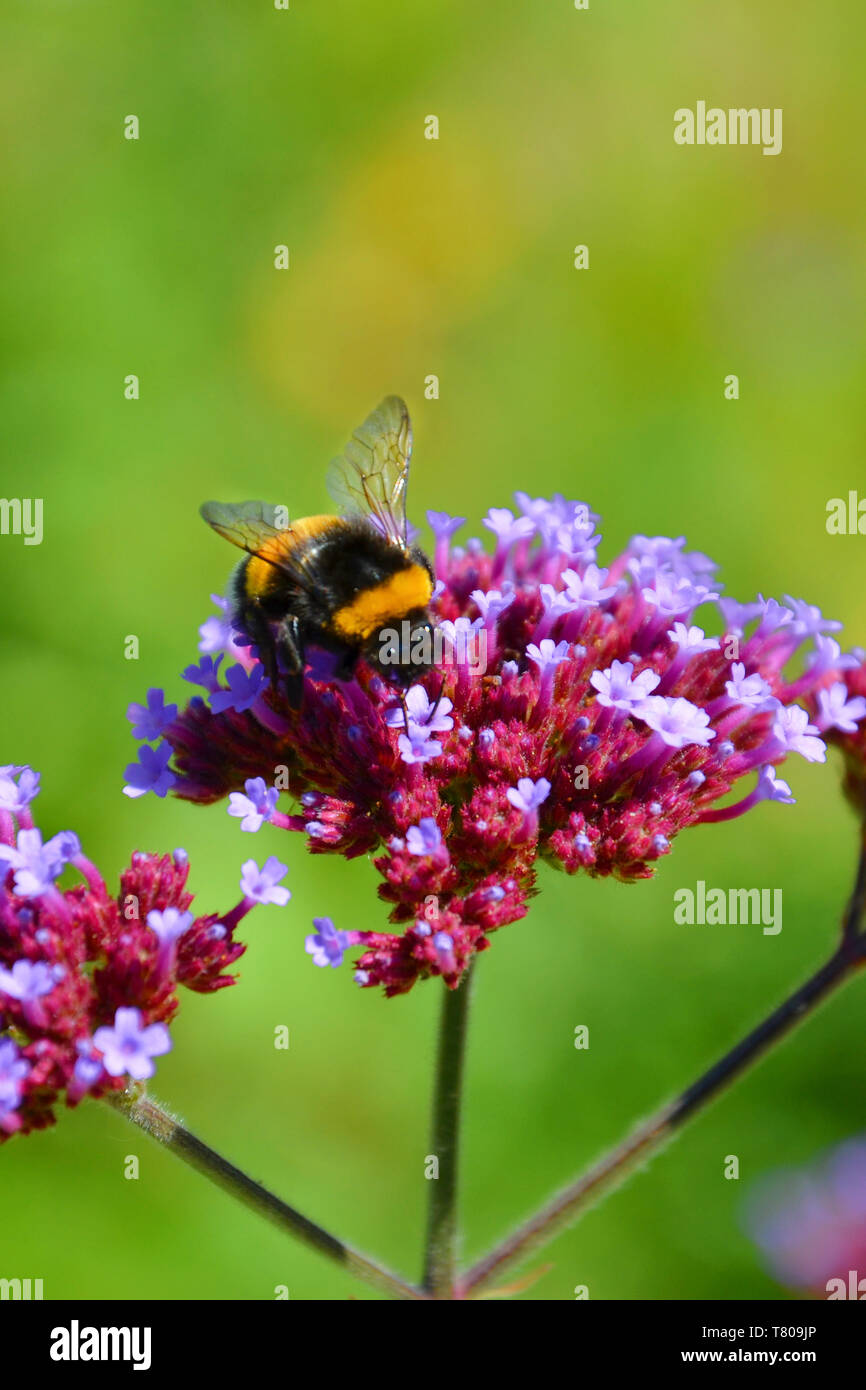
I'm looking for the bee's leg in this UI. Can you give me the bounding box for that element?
[333,648,359,683]
[275,615,305,709]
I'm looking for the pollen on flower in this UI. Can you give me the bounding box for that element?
[136,491,863,997]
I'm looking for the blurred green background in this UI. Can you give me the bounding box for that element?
[2,1,865,1301]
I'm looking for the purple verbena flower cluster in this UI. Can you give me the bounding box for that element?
[0,764,287,1138]
[126,494,866,997]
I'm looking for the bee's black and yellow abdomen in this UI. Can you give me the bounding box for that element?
[330,563,433,642]
[221,509,434,700]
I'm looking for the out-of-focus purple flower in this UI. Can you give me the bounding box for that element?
[406,818,443,856]
[72,1040,104,1092]
[210,663,266,714]
[754,595,794,635]
[668,623,719,655]
[433,932,456,968]
[513,492,553,526]
[0,1040,30,1128]
[772,706,826,763]
[123,742,176,799]
[636,696,715,749]
[0,767,40,816]
[305,917,353,969]
[198,594,240,656]
[718,597,764,634]
[562,565,616,606]
[725,662,777,712]
[92,1007,172,1081]
[538,584,578,621]
[428,511,467,576]
[146,907,193,948]
[642,573,718,616]
[228,778,279,833]
[784,597,843,640]
[526,640,571,673]
[806,636,858,675]
[816,682,866,735]
[0,959,60,1002]
[483,508,536,549]
[756,765,795,806]
[438,616,485,661]
[183,654,224,691]
[239,856,291,907]
[506,778,551,815]
[471,588,514,621]
[746,1136,866,1296]
[127,688,178,742]
[2,828,76,898]
[427,511,466,543]
[590,660,660,713]
[398,733,442,765]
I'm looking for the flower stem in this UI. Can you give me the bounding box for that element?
[423,963,475,1297]
[841,824,866,943]
[105,1090,428,1301]
[461,839,866,1298]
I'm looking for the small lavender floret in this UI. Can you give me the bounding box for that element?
[126,688,178,742]
[239,856,291,906]
[92,1007,172,1082]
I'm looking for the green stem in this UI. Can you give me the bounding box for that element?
[106,1090,428,1301]
[423,963,475,1297]
[461,838,866,1298]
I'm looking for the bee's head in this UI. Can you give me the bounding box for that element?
[369,611,435,685]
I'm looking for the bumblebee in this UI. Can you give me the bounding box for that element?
[200,396,435,708]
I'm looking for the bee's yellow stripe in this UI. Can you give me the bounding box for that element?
[332,565,433,641]
[245,515,339,595]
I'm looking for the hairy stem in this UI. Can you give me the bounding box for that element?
[423,963,475,1297]
[106,1090,428,1301]
[461,839,866,1298]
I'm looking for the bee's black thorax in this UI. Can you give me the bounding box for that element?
[233,517,433,664]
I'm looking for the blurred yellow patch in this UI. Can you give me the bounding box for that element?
[247,128,527,418]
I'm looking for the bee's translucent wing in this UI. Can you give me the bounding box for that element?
[326,396,412,548]
[199,499,316,588]
[200,500,288,553]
